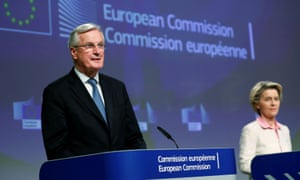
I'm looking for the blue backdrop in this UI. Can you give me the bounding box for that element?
[1,0,300,179]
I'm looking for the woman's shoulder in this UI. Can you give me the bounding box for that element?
[278,121,290,131]
[242,120,260,131]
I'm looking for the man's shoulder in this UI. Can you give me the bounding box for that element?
[102,74,125,86]
[44,69,77,92]
[47,73,71,88]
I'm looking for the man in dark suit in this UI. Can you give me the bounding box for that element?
[41,23,147,160]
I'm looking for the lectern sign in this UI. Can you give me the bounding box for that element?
[40,148,236,180]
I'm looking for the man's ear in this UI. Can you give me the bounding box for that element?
[70,47,78,60]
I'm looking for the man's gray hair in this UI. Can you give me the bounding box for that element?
[68,23,102,48]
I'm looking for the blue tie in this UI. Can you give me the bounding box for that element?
[87,78,107,123]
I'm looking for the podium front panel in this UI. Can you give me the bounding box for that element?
[40,148,236,180]
[251,151,300,179]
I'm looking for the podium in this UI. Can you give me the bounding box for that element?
[251,151,300,179]
[40,148,236,180]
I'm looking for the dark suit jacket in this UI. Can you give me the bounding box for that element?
[41,68,146,160]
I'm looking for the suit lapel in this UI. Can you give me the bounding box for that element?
[100,73,115,127]
[68,69,106,123]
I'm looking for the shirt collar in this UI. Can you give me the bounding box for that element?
[257,117,281,130]
[74,67,100,84]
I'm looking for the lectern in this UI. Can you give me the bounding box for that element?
[40,148,236,180]
[251,151,300,179]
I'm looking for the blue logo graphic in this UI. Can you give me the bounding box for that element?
[0,0,52,35]
[181,104,210,131]
[133,102,157,132]
[13,97,41,130]
[58,0,99,38]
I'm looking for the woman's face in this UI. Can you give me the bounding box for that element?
[256,89,280,120]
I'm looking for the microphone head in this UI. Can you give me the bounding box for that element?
[157,126,172,139]
[157,125,179,149]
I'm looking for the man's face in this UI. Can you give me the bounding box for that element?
[71,29,105,77]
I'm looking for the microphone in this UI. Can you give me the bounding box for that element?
[157,126,179,149]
